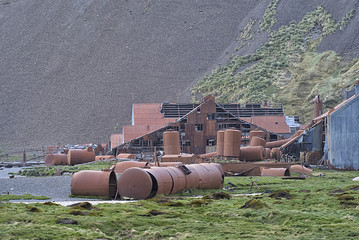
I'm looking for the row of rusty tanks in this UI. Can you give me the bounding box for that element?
[45,147,116,166]
[71,162,224,200]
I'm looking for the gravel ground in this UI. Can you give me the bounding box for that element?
[0,176,81,201]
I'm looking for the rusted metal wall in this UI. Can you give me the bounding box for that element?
[329,95,359,169]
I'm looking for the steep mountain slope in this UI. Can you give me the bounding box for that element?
[192,0,359,122]
[0,0,260,151]
[0,0,358,151]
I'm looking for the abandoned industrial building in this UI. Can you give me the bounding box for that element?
[111,95,300,155]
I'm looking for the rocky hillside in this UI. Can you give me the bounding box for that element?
[0,0,358,151]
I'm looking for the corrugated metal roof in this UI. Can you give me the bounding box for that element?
[110,133,123,149]
[238,116,289,134]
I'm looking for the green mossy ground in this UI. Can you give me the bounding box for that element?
[191,2,358,123]
[2,170,359,239]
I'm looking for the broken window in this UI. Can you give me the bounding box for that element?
[207,113,215,120]
[195,124,203,131]
[183,140,191,146]
[207,139,215,146]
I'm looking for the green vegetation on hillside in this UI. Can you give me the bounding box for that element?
[2,171,359,239]
[192,2,358,123]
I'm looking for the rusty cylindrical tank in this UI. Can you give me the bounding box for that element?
[223,129,241,157]
[44,154,68,166]
[113,161,151,174]
[117,163,224,199]
[249,130,265,142]
[260,167,290,176]
[216,130,225,156]
[67,147,95,166]
[95,155,115,161]
[265,148,271,159]
[270,148,281,161]
[71,170,117,198]
[289,165,312,175]
[239,146,264,161]
[163,131,181,155]
[187,163,224,189]
[250,136,267,148]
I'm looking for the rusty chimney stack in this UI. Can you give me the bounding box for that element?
[313,95,323,118]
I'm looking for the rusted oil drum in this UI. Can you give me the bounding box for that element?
[203,163,224,189]
[184,165,200,189]
[223,129,241,157]
[44,154,67,166]
[249,130,265,142]
[146,167,173,195]
[289,165,312,175]
[67,147,95,166]
[113,161,151,173]
[265,148,271,159]
[163,167,186,194]
[261,167,290,176]
[163,131,181,155]
[117,167,154,199]
[239,146,264,161]
[71,170,117,198]
[216,130,225,156]
[95,155,115,161]
[188,164,223,189]
[270,148,281,161]
[250,136,267,148]
[265,139,289,149]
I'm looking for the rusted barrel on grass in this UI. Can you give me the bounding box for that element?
[95,155,115,161]
[289,165,312,175]
[223,129,241,157]
[44,154,68,166]
[250,136,267,148]
[239,146,264,161]
[163,131,181,155]
[71,170,117,198]
[260,167,290,176]
[216,130,225,156]
[117,163,224,199]
[67,147,95,166]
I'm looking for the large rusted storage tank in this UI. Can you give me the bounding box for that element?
[249,130,265,142]
[223,129,241,157]
[44,154,68,166]
[250,136,267,148]
[163,131,181,155]
[67,147,95,166]
[216,130,225,156]
[117,163,224,199]
[71,170,117,198]
[239,146,265,161]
